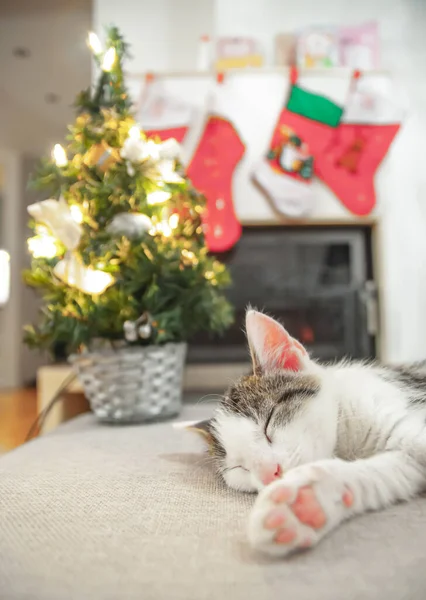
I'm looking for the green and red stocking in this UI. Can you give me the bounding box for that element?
[253,68,351,218]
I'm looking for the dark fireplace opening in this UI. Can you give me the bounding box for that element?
[188,226,376,364]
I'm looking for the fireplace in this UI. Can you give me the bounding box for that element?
[188,226,377,364]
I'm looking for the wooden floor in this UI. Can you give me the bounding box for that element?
[0,388,38,451]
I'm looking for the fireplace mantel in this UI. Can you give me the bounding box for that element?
[240,216,377,227]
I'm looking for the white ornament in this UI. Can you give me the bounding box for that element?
[28,197,82,251]
[157,138,182,161]
[157,160,185,184]
[120,135,160,164]
[53,253,114,295]
[107,213,152,239]
[120,136,147,163]
[143,140,160,161]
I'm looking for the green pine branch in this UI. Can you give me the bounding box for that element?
[24,26,234,356]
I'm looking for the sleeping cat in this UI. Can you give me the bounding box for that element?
[188,309,426,557]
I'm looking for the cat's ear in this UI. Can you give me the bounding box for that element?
[246,309,310,375]
[173,419,214,450]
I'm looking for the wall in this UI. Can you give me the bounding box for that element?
[94,0,214,72]
[0,150,23,388]
[20,156,50,385]
[94,0,426,363]
[0,152,48,389]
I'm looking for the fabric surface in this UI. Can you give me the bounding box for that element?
[0,404,425,600]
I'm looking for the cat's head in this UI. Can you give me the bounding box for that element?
[189,310,338,492]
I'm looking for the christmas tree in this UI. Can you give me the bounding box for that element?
[24,27,233,355]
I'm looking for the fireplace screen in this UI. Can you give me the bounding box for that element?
[188,227,375,364]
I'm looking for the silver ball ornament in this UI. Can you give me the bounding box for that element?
[123,320,138,342]
[138,323,152,339]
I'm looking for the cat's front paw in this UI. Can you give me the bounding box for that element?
[248,462,354,557]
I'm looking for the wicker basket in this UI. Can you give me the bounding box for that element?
[69,343,187,423]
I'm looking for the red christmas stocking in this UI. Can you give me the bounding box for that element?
[315,75,403,216]
[137,79,193,143]
[254,68,351,218]
[187,82,245,253]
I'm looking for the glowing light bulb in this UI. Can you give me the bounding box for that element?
[169,213,179,229]
[70,205,83,224]
[128,125,141,140]
[159,221,172,237]
[87,31,103,55]
[0,250,10,306]
[82,269,115,295]
[52,144,68,167]
[147,190,172,205]
[182,249,195,261]
[28,235,58,259]
[102,47,116,72]
[181,249,198,266]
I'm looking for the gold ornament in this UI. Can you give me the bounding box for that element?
[75,113,91,127]
[72,153,84,169]
[83,141,120,172]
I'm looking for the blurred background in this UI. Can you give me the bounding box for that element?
[1,0,426,447]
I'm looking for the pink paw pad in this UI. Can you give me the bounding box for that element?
[274,528,297,545]
[270,486,293,504]
[342,487,354,507]
[264,509,286,530]
[291,486,326,529]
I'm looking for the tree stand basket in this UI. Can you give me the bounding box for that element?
[69,343,187,423]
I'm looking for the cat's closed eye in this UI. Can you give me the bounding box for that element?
[222,465,249,474]
[264,408,276,444]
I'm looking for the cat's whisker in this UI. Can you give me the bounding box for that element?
[186,454,218,475]
[196,393,226,406]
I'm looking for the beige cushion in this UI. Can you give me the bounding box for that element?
[0,404,425,600]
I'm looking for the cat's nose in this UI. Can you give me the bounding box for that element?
[260,464,282,485]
